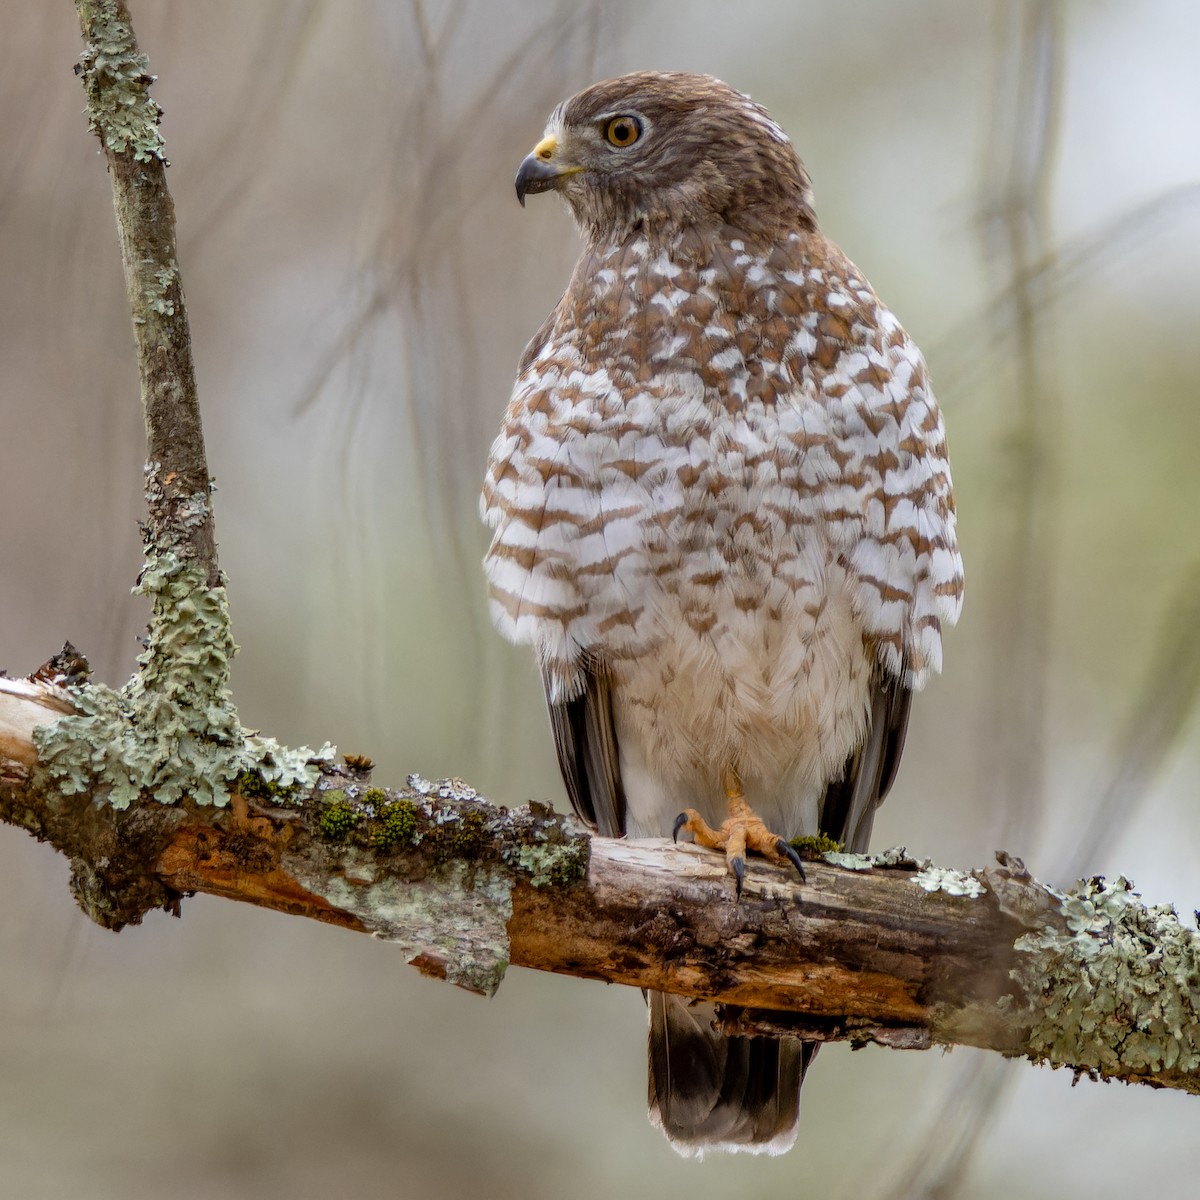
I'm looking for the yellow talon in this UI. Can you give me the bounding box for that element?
[674,764,806,895]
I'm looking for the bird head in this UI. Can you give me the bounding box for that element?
[515,71,815,243]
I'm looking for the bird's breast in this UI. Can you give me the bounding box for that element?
[611,555,874,839]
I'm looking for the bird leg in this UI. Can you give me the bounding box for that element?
[673,766,806,897]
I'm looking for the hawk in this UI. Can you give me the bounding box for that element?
[481,71,963,1155]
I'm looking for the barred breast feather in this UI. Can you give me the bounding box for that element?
[481,226,962,710]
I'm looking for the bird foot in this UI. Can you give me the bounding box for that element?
[673,804,805,897]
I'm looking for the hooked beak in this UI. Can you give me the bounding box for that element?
[514,134,581,206]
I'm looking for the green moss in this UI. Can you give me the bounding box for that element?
[451,809,488,858]
[425,827,452,867]
[76,3,169,164]
[374,799,417,851]
[233,769,302,803]
[791,833,842,856]
[318,801,360,842]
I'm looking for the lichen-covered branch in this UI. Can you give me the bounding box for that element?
[3,679,1199,1094]
[58,2,322,812]
[74,0,215,582]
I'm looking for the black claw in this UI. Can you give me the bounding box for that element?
[732,855,745,898]
[777,839,807,883]
[672,812,688,844]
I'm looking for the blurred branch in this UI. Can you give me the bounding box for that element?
[3,680,1200,1094]
[888,6,1068,1197]
[934,180,1200,397]
[186,0,327,252]
[1063,561,1200,877]
[975,0,1064,864]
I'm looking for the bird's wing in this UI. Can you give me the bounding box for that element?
[799,246,963,692]
[819,669,913,853]
[778,247,957,850]
[516,300,563,374]
[542,662,626,838]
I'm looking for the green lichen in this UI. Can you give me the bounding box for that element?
[1011,876,1200,1079]
[821,845,924,872]
[495,800,590,888]
[318,800,360,842]
[824,850,874,871]
[141,264,177,319]
[913,866,987,898]
[374,799,417,850]
[290,847,513,997]
[871,846,920,869]
[76,4,168,164]
[820,844,921,873]
[510,836,589,888]
[34,538,330,810]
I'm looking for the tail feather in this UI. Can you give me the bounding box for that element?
[647,991,810,1156]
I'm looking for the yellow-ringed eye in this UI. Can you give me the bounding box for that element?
[605,115,642,148]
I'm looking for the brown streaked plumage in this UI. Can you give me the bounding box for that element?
[483,71,963,1156]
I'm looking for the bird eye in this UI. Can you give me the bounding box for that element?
[605,115,642,148]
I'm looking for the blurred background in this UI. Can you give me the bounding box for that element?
[2,1,1199,1197]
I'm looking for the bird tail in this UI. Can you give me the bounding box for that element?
[647,991,813,1157]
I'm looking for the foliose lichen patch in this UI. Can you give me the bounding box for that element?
[75,4,169,164]
[33,535,331,809]
[1011,875,1200,1081]
[913,866,987,898]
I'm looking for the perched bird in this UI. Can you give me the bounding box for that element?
[481,71,962,1155]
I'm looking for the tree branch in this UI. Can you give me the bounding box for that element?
[48,3,322,815]
[74,0,216,582]
[3,679,1199,1094]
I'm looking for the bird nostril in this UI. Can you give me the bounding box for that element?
[537,148,553,161]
